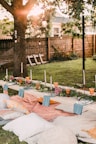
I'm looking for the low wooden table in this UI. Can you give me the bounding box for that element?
[0,80,96,111]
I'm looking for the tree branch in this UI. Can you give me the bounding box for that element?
[24,0,38,13]
[0,0,13,14]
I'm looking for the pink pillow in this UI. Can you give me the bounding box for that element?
[11,95,23,102]
[23,93,38,104]
[10,94,38,113]
[6,100,29,114]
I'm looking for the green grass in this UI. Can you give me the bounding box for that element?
[1,58,96,88]
[0,126,27,144]
[28,58,96,88]
[0,58,95,144]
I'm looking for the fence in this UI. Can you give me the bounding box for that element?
[0,35,95,61]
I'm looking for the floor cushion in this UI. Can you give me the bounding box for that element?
[0,93,10,109]
[3,112,53,141]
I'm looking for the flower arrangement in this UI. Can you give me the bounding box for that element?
[9,75,15,82]
[3,75,15,82]
[54,87,62,96]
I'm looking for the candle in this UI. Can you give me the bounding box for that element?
[30,69,32,80]
[5,68,8,80]
[25,77,30,81]
[95,75,96,89]
[21,62,23,74]
[83,70,85,86]
[6,68,8,76]
[36,82,40,90]
[66,88,71,95]
[50,76,52,90]
[44,70,46,84]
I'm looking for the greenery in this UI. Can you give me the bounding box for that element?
[50,45,78,62]
[0,0,95,77]
[0,125,27,144]
[93,54,96,60]
[27,58,96,88]
[0,58,95,143]
[0,18,14,36]
[0,1,95,143]
[0,58,96,89]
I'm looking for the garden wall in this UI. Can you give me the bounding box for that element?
[48,35,94,59]
[0,35,95,61]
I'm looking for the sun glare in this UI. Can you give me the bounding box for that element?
[28,5,44,17]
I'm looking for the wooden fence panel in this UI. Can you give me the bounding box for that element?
[0,35,95,61]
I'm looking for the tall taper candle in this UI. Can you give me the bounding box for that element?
[6,68,8,76]
[6,68,8,80]
[21,62,23,74]
[83,70,85,86]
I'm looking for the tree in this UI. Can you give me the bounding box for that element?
[0,0,56,77]
[61,20,82,54]
[0,0,95,77]
[0,18,14,35]
[56,0,96,20]
[58,0,96,56]
[0,0,37,77]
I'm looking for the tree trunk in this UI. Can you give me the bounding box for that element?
[0,0,37,77]
[13,16,28,77]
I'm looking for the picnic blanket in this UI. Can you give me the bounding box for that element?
[2,92,96,144]
[53,110,96,144]
[9,93,75,121]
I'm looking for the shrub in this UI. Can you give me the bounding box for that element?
[50,45,71,62]
[92,54,96,60]
[69,52,79,60]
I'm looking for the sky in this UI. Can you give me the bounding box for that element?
[0,2,91,21]
[0,6,13,20]
[0,3,44,20]
[0,1,66,20]
[0,12,13,20]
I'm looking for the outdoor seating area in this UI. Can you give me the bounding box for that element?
[0,58,96,143]
[0,78,96,143]
[0,0,96,143]
[27,54,48,66]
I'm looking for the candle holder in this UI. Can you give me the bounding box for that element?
[18,78,23,86]
[25,77,32,88]
[36,82,40,90]
[66,88,71,97]
[25,77,30,83]
[54,82,58,87]
[89,88,95,96]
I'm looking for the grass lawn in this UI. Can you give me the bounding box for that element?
[0,58,95,144]
[0,125,27,144]
[0,58,96,88]
[28,58,96,88]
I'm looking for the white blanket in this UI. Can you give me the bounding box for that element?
[53,110,96,143]
[25,125,77,144]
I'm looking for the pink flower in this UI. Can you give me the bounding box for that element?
[55,87,62,95]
